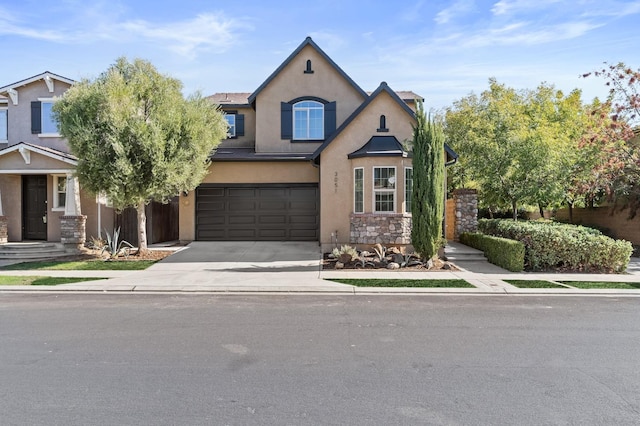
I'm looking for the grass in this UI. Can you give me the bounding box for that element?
[504,280,565,288]
[0,260,156,271]
[0,276,107,286]
[560,281,640,289]
[327,278,473,288]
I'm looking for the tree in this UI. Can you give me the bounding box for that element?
[411,101,445,259]
[444,79,598,219]
[54,58,228,252]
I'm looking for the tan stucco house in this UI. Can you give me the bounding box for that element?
[0,37,457,252]
[180,37,457,251]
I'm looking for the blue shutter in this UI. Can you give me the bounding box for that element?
[31,101,41,134]
[324,101,336,138]
[281,102,292,139]
[236,114,245,137]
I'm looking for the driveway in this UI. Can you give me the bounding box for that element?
[112,241,350,292]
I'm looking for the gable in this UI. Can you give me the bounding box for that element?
[0,143,77,172]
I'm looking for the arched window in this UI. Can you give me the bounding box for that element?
[377,114,389,132]
[293,100,324,140]
[305,59,314,74]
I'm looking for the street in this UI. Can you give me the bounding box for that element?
[1,294,639,425]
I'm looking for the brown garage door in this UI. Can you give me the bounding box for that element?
[196,184,319,241]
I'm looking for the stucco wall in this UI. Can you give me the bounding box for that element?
[179,161,320,242]
[254,44,366,154]
[0,175,22,241]
[319,90,415,251]
[554,206,640,244]
[5,78,71,152]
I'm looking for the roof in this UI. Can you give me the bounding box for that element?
[348,136,407,159]
[0,142,78,166]
[0,71,74,95]
[247,37,368,105]
[311,81,416,162]
[367,90,423,103]
[212,147,312,162]
[207,92,252,107]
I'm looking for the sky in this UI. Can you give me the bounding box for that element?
[1,0,639,110]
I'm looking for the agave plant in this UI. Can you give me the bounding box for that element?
[102,227,134,260]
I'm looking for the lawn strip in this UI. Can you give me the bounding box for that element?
[559,281,640,290]
[0,276,107,286]
[504,279,565,289]
[1,260,156,271]
[327,279,473,288]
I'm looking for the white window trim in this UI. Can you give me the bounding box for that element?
[225,114,236,138]
[38,97,61,137]
[52,175,66,211]
[0,107,7,143]
[372,166,396,213]
[293,100,324,140]
[354,167,364,214]
[405,167,413,214]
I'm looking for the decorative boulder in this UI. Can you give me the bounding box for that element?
[387,262,400,270]
[335,262,344,269]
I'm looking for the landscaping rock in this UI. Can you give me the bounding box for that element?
[387,262,400,270]
[425,259,434,269]
[335,262,344,269]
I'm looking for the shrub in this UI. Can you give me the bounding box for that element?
[477,219,632,272]
[460,232,525,272]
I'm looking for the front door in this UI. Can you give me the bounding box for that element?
[22,175,48,240]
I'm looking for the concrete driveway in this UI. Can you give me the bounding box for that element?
[111,241,350,292]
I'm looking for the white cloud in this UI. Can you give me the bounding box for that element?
[0,9,251,58]
[491,0,561,16]
[435,0,476,25]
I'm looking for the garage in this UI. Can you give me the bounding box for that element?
[195,184,319,241]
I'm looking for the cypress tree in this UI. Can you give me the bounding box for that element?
[411,100,445,259]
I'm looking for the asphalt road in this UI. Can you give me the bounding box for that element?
[1,294,639,425]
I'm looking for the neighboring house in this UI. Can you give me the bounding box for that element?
[0,72,116,243]
[180,37,457,251]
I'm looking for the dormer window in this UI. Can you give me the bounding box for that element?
[293,100,324,140]
[222,110,244,139]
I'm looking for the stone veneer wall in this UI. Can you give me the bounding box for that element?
[452,189,478,240]
[350,213,412,245]
[349,189,478,246]
[60,215,86,252]
[0,216,7,244]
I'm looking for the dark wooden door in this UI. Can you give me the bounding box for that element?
[22,175,48,240]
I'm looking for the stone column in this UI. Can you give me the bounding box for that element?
[60,174,86,252]
[453,189,478,240]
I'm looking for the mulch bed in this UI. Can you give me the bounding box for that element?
[54,248,176,262]
[322,253,458,271]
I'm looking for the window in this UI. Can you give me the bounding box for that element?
[0,108,7,142]
[405,167,413,213]
[354,168,364,213]
[33,99,59,136]
[225,114,236,138]
[53,175,66,210]
[373,167,396,213]
[293,101,324,140]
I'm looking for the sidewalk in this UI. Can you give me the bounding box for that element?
[0,241,639,295]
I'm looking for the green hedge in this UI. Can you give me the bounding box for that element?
[460,232,525,272]
[477,219,632,272]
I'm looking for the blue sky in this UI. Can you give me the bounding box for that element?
[1,0,639,109]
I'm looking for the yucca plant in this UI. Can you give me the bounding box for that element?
[102,227,134,260]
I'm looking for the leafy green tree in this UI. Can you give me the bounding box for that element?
[411,101,445,259]
[54,58,228,251]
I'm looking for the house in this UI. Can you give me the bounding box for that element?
[0,37,463,252]
[0,72,116,248]
[180,37,458,251]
